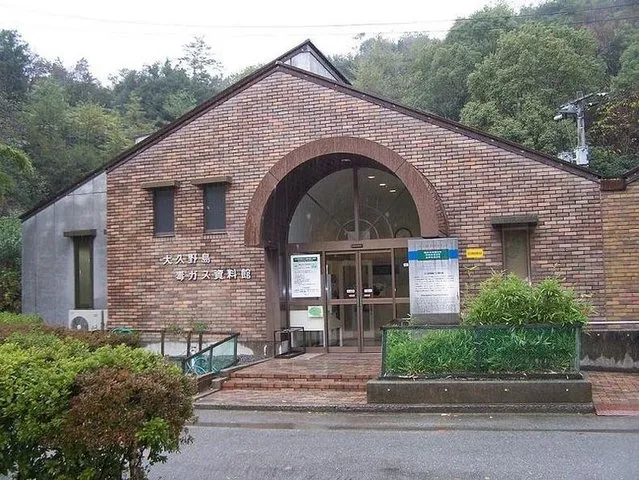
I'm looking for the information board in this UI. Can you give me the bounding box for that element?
[408,238,460,315]
[290,254,322,298]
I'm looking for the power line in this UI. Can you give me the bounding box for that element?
[0,1,637,31]
[5,13,638,39]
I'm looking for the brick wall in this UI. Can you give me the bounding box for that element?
[602,181,639,321]
[107,70,606,337]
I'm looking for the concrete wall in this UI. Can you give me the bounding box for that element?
[21,173,107,327]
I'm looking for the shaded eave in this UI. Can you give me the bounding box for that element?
[623,164,639,185]
[21,57,604,221]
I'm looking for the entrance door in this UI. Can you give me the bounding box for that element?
[325,251,394,352]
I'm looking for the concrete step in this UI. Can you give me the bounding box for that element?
[222,376,368,391]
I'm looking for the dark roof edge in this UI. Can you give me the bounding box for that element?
[623,164,639,185]
[278,65,601,183]
[19,167,105,220]
[275,39,351,85]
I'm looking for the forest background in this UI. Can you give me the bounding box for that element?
[0,0,638,310]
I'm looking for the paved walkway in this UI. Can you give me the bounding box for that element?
[587,371,639,415]
[196,355,639,415]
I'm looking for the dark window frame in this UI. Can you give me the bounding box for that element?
[153,187,175,236]
[73,236,94,309]
[203,182,227,233]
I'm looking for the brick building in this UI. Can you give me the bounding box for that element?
[21,41,638,352]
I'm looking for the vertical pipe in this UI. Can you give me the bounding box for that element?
[160,329,165,357]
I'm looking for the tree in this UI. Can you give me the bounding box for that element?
[352,35,433,103]
[0,216,23,311]
[179,36,222,101]
[409,42,481,120]
[0,30,32,101]
[588,89,639,176]
[0,143,32,201]
[460,22,607,154]
[446,4,519,58]
[612,34,639,93]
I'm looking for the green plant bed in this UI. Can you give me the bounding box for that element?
[382,325,580,378]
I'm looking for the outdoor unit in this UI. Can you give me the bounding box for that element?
[68,309,107,331]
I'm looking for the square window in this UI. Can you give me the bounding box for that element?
[204,183,226,231]
[153,187,174,235]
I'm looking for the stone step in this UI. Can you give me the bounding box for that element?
[231,371,374,381]
[222,376,368,391]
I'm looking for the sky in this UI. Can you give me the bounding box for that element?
[0,0,541,85]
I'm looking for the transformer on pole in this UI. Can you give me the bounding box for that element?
[554,91,607,166]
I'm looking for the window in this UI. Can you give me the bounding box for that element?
[204,183,226,231]
[74,236,94,309]
[153,187,175,235]
[502,227,531,281]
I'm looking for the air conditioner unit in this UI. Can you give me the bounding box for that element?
[68,309,107,331]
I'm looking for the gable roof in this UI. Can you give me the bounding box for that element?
[275,39,351,85]
[21,40,603,220]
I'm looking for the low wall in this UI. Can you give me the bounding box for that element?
[581,330,639,371]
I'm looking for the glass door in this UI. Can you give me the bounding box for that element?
[326,253,359,351]
[360,251,394,351]
[325,250,394,352]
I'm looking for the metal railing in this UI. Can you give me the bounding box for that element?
[381,324,582,379]
[181,332,240,376]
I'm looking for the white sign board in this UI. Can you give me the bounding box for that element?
[409,238,460,315]
[290,254,322,298]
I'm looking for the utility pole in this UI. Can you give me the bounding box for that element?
[554,91,607,166]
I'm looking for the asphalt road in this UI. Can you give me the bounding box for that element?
[150,410,639,480]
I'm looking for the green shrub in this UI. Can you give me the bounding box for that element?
[385,328,475,376]
[463,273,590,326]
[475,326,577,373]
[0,311,42,325]
[0,313,141,349]
[0,335,194,479]
[383,274,587,377]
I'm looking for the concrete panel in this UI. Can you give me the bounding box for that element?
[21,172,108,326]
[581,330,639,371]
[94,190,108,310]
[287,52,336,81]
[92,173,107,193]
[367,379,593,405]
[73,178,95,195]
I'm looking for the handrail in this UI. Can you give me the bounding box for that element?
[181,332,240,376]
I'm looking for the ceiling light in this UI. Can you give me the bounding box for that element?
[379,183,386,187]
[367,175,375,179]
[389,189,397,193]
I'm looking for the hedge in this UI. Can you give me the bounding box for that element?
[0,314,195,480]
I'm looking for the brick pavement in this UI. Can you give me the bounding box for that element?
[587,371,639,416]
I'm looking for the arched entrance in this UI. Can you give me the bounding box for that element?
[245,137,448,352]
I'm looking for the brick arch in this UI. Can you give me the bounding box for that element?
[244,136,449,246]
